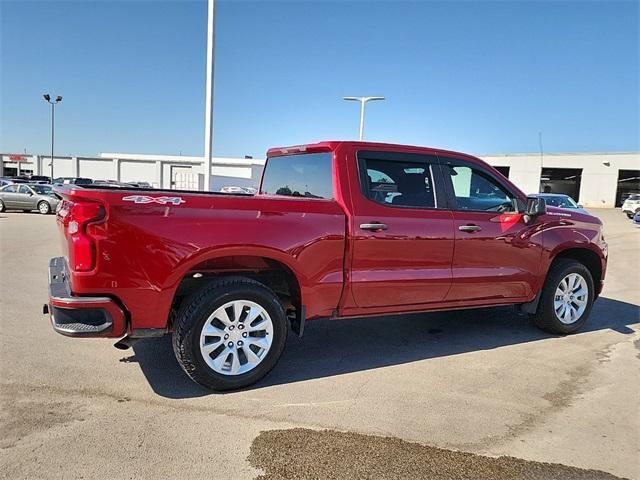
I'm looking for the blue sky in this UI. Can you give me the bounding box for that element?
[1,0,638,158]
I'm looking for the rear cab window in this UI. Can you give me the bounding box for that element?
[260,152,333,199]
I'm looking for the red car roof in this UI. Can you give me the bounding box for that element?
[266,140,483,164]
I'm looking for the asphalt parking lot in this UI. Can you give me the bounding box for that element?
[1,209,638,479]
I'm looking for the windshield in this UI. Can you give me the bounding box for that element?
[541,195,579,208]
[31,185,53,194]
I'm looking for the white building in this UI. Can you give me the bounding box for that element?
[1,150,637,207]
[480,151,639,208]
[0,152,265,192]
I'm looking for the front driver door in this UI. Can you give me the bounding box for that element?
[439,156,543,302]
[348,150,455,309]
[16,185,35,209]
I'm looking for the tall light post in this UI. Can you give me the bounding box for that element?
[343,96,385,140]
[43,94,62,180]
[203,0,216,191]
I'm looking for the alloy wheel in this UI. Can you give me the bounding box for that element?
[553,273,589,324]
[199,300,274,375]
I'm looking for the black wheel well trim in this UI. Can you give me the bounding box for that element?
[550,247,602,297]
[170,256,303,334]
[522,249,600,314]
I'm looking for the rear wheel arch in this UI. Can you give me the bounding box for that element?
[172,275,288,390]
[170,255,303,332]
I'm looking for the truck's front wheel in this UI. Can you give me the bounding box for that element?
[172,276,287,391]
[531,259,594,334]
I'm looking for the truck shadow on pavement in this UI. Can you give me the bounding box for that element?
[124,296,638,399]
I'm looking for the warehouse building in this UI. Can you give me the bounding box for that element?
[0,152,265,192]
[480,151,639,207]
[1,150,637,207]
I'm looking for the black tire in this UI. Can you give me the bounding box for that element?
[37,201,51,215]
[0,200,5,212]
[627,213,634,219]
[531,259,594,334]
[172,276,287,391]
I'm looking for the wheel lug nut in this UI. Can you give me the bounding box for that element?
[242,332,247,338]
[224,334,229,339]
[238,341,243,346]
[229,325,234,330]
[228,341,234,347]
[239,324,244,330]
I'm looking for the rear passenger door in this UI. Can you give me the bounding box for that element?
[348,150,455,309]
[439,156,542,302]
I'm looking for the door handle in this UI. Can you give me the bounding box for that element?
[458,224,482,232]
[360,223,388,231]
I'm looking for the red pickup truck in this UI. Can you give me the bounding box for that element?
[46,141,607,390]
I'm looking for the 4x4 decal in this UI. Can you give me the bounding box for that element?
[122,195,186,205]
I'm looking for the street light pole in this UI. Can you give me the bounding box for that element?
[343,96,385,140]
[203,0,216,192]
[51,102,55,180]
[43,94,62,180]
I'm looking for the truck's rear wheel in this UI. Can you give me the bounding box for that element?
[531,259,594,334]
[172,276,287,391]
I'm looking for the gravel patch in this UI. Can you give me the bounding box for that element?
[249,428,625,480]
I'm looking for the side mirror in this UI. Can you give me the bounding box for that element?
[524,196,546,223]
[526,196,546,215]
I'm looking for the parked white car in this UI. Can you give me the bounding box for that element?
[621,194,640,218]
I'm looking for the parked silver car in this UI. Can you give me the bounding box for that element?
[0,183,60,214]
[529,193,590,215]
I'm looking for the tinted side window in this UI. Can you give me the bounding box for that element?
[360,158,437,208]
[445,165,515,212]
[3,185,19,193]
[18,185,31,194]
[261,153,333,199]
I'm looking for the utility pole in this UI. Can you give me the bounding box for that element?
[539,131,544,168]
[539,132,546,193]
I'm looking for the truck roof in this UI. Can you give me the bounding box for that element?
[266,141,483,164]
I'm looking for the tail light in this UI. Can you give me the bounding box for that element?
[60,201,106,272]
